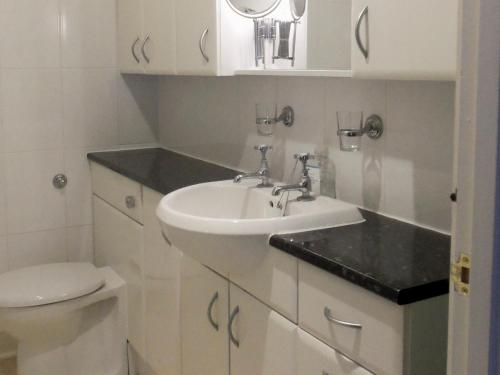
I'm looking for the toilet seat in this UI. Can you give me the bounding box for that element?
[0,263,105,308]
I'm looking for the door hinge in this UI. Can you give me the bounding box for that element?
[451,253,471,296]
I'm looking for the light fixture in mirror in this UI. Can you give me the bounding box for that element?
[290,0,306,20]
[226,0,282,18]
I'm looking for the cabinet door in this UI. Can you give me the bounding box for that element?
[175,0,218,75]
[229,284,297,375]
[143,187,181,375]
[142,0,176,74]
[297,329,374,375]
[181,258,229,375]
[93,195,145,357]
[117,0,144,73]
[351,0,457,80]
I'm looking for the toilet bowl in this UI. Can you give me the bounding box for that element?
[0,263,128,375]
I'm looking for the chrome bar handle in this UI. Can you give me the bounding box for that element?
[355,6,369,59]
[207,292,219,331]
[228,306,240,347]
[141,35,151,64]
[199,27,210,63]
[131,37,141,63]
[324,307,362,329]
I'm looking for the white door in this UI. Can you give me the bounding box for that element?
[175,0,219,75]
[93,195,145,357]
[117,0,144,73]
[181,258,229,375]
[351,0,458,80]
[143,188,181,375]
[142,0,176,74]
[447,0,499,373]
[229,284,297,375]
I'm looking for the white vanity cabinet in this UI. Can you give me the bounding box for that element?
[181,258,230,375]
[229,284,298,375]
[117,0,176,74]
[351,0,458,80]
[298,261,448,375]
[91,163,183,375]
[297,329,373,375]
[143,187,182,375]
[93,194,145,356]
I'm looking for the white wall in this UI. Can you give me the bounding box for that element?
[0,0,158,274]
[159,76,455,232]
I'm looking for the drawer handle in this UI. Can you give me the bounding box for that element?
[324,307,362,330]
[125,196,136,209]
[199,27,210,63]
[207,292,220,331]
[229,306,240,347]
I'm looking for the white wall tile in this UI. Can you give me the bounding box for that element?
[7,229,67,270]
[0,0,60,68]
[63,68,118,148]
[0,154,6,238]
[118,75,159,145]
[61,0,117,68]
[158,76,454,231]
[5,150,66,234]
[66,225,94,263]
[64,149,93,226]
[0,238,8,274]
[1,69,63,152]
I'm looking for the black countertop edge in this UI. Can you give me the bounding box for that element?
[270,211,451,306]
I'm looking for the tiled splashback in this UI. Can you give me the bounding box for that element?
[159,76,455,232]
[0,0,158,274]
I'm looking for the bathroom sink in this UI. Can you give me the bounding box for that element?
[157,180,364,275]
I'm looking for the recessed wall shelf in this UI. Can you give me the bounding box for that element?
[234,69,353,78]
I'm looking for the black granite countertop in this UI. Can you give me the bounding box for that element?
[88,148,240,195]
[88,148,451,305]
[271,210,451,305]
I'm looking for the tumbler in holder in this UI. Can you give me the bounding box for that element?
[256,103,278,136]
[336,111,364,152]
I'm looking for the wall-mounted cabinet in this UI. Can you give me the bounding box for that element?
[351,0,458,80]
[117,0,458,80]
[117,0,176,74]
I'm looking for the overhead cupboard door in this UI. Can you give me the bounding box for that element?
[351,0,458,80]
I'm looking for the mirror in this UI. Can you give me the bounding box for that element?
[226,0,282,18]
[289,0,306,20]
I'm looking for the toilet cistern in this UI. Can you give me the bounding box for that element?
[233,144,273,187]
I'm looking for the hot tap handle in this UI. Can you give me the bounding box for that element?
[294,152,314,164]
[254,144,273,157]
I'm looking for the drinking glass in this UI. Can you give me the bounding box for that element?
[256,103,277,136]
[336,110,364,151]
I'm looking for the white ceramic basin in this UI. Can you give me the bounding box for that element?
[157,180,364,275]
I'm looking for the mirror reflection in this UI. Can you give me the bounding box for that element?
[226,0,282,18]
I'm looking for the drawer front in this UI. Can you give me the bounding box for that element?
[298,261,404,375]
[297,329,373,375]
[90,162,143,223]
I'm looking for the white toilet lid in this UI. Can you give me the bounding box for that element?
[0,263,105,308]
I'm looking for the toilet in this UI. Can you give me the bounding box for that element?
[0,263,128,375]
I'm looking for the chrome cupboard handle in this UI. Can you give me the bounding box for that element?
[141,35,151,64]
[355,6,369,59]
[199,27,209,63]
[131,37,141,63]
[229,306,240,347]
[324,307,362,329]
[207,292,219,331]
